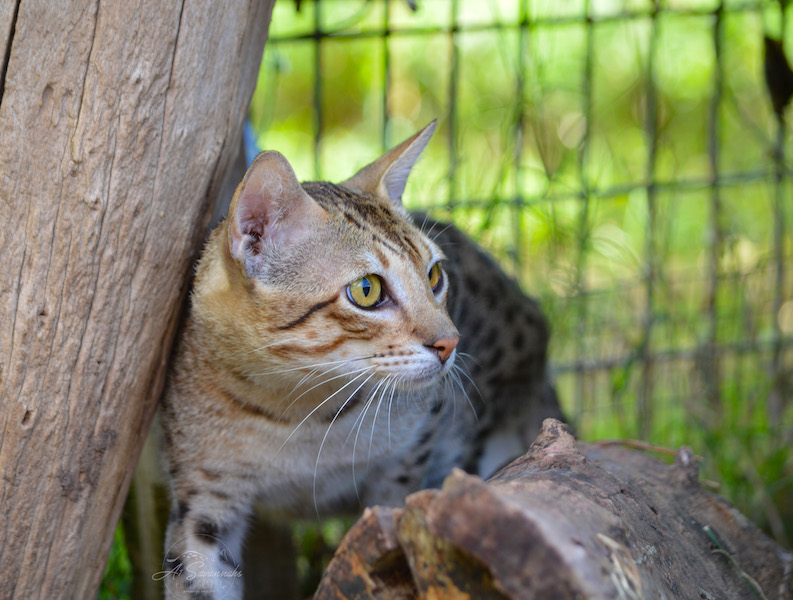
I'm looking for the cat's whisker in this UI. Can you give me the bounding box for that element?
[395,375,405,419]
[275,366,328,412]
[451,373,457,424]
[349,375,389,501]
[452,361,483,402]
[230,337,301,358]
[348,376,390,496]
[457,351,482,367]
[419,214,434,236]
[439,376,452,424]
[275,368,375,456]
[254,361,343,379]
[279,366,323,405]
[313,372,377,517]
[253,355,375,378]
[422,216,450,241]
[367,374,394,467]
[386,374,402,451]
[419,213,443,240]
[449,364,479,422]
[428,222,455,242]
[418,212,431,234]
[441,370,451,403]
[278,364,372,419]
[360,374,390,461]
[274,364,347,414]
[346,375,386,447]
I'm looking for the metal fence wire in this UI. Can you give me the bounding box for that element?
[250,0,793,545]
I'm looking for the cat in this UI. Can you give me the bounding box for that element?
[160,121,563,599]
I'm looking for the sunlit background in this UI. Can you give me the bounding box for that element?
[249,0,792,545]
[103,0,793,596]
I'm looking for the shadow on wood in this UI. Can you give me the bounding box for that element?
[315,418,793,599]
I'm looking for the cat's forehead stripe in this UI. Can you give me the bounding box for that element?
[373,245,390,270]
[401,235,423,263]
[303,181,427,263]
[340,209,403,256]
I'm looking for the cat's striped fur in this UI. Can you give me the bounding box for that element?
[160,122,563,598]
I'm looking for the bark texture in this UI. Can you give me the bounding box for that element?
[315,419,793,600]
[0,1,275,597]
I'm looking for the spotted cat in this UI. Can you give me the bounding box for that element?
[160,121,563,598]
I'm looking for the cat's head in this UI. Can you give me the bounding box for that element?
[196,122,459,405]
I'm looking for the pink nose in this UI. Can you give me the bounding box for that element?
[431,336,459,364]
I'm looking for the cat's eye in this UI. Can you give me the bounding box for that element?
[348,274,383,308]
[428,262,443,291]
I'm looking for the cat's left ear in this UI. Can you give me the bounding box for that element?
[341,120,436,206]
[228,151,325,271]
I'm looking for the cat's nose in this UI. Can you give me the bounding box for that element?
[430,335,459,364]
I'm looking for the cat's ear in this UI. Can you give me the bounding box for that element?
[228,151,324,268]
[342,120,436,206]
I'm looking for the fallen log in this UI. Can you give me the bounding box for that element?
[315,419,792,599]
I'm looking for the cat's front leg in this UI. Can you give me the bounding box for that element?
[160,494,250,600]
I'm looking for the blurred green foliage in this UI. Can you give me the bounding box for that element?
[99,525,132,600]
[293,518,353,597]
[251,0,793,549]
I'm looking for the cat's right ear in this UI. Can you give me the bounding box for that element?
[342,120,436,206]
[228,151,324,271]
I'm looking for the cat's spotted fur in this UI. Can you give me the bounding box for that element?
[160,122,563,598]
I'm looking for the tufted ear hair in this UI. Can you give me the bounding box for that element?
[228,151,325,272]
[341,120,436,206]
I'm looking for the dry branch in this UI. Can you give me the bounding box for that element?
[315,419,793,600]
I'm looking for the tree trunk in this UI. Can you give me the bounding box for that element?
[0,1,275,597]
[315,419,793,599]
[119,134,284,600]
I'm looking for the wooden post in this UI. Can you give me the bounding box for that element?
[0,1,275,597]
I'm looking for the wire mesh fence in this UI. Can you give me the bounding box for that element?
[249,0,792,546]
